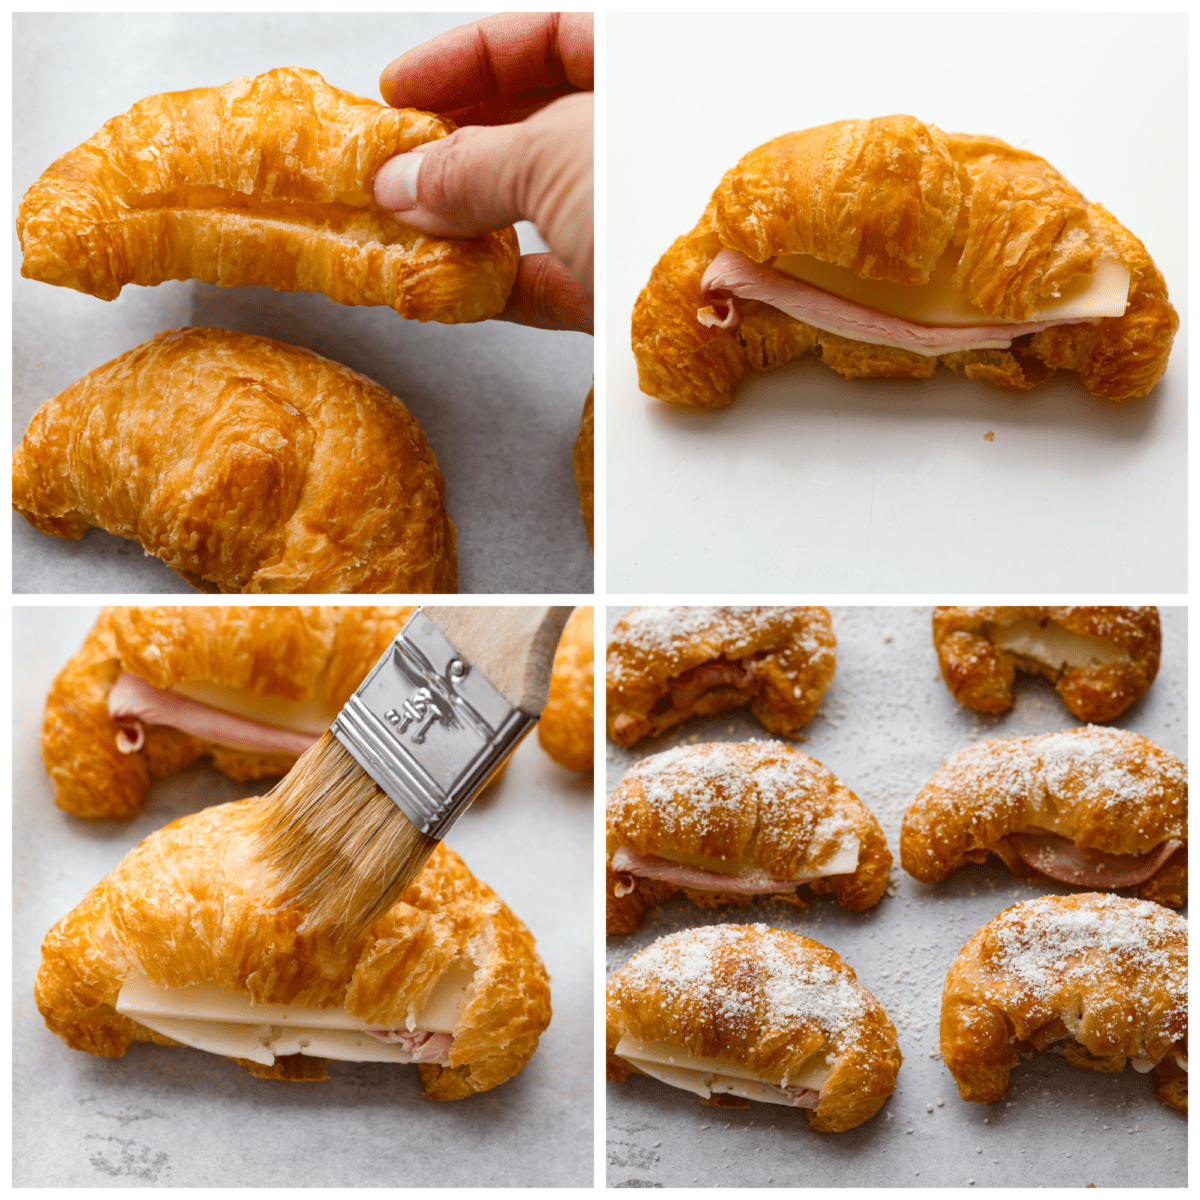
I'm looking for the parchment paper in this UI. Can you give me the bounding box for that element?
[605,606,1186,1188]
[13,607,592,1187]
[12,13,593,595]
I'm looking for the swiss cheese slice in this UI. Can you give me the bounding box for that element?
[655,836,860,882]
[614,1035,833,1094]
[771,249,1130,328]
[986,616,1132,672]
[170,679,340,736]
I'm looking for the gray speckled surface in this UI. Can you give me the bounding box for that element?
[12,12,593,595]
[13,607,592,1187]
[605,605,1186,1188]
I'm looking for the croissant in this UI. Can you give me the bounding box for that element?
[12,327,457,593]
[538,606,594,773]
[932,605,1161,722]
[633,116,1177,408]
[36,797,550,1097]
[606,606,835,747]
[42,605,414,819]
[607,924,901,1131]
[900,726,1186,906]
[17,67,518,323]
[940,894,1186,1112]
[574,386,594,549]
[606,740,890,934]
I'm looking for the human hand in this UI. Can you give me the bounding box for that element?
[374,13,593,334]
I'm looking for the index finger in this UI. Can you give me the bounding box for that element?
[379,12,593,114]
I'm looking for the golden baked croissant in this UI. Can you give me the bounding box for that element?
[940,894,1186,1112]
[42,605,414,819]
[17,67,517,323]
[633,116,1177,408]
[900,726,1186,906]
[574,386,594,549]
[606,740,890,934]
[12,328,457,593]
[606,606,835,747]
[607,924,901,1131]
[932,606,1161,722]
[36,797,551,1097]
[538,606,594,773]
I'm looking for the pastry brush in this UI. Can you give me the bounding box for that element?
[255,605,573,942]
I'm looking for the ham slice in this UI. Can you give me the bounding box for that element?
[780,1085,820,1108]
[698,249,1100,355]
[106,673,320,758]
[366,1028,454,1063]
[1006,833,1182,889]
[667,658,755,710]
[611,845,831,895]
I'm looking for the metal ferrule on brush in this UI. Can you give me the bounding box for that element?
[329,610,535,840]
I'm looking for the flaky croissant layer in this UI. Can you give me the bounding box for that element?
[36,798,551,1099]
[634,115,1177,407]
[12,328,457,594]
[17,67,518,323]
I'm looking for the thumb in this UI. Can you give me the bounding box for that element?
[374,93,593,293]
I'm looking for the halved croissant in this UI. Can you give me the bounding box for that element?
[538,606,594,773]
[940,894,1186,1112]
[17,67,518,323]
[607,740,890,934]
[12,328,457,593]
[42,605,413,819]
[900,726,1186,906]
[634,116,1176,408]
[606,606,836,747]
[607,924,901,1132]
[932,605,1161,722]
[36,797,551,1099]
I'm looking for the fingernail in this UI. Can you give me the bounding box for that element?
[374,151,424,211]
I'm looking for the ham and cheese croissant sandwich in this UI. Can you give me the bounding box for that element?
[17,67,517,323]
[607,924,901,1131]
[43,605,413,819]
[607,606,835,747]
[933,606,1161,722]
[12,328,457,593]
[941,894,1186,1112]
[633,116,1177,408]
[607,741,890,934]
[538,606,594,773]
[900,726,1186,906]
[36,798,551,1097]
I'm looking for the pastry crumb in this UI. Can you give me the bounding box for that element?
[983,431,995,441]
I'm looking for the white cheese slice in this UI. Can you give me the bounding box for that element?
[614,1035,833,1094]
[655,836,860,883]
[116,959,474,1065]
[772,248,1130,328]
[170,679,340,736]
[987,616,1131,672]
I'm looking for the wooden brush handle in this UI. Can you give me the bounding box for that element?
[423,606,575,714]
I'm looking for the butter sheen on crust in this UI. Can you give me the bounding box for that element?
[17,67,518,323]
[42,606,413,819]
[607,925,901,1132]
[633,116,1177,407]
[932,605,1160,722]
[606,740,891,934]
[12,328,457,593]
[606,606,836,747]
[940,894,1186,1111]
[900,726,1187,907]
[35,800,551,1099]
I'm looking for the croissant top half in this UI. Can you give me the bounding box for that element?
[17,67,518,323]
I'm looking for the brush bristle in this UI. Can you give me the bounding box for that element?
[255,734,438,942]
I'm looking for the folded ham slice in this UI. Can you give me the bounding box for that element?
[698,249,1101,355]
[667,658,755,710]
[107,673,320,758]
[611,844,838,895]
[1006,832,1182,890]
[366,1028,454,1063]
